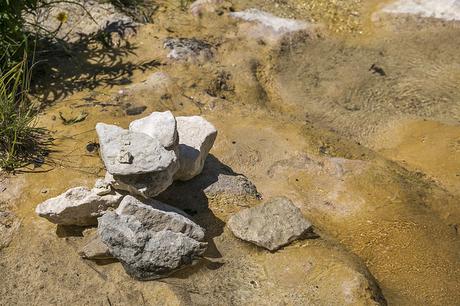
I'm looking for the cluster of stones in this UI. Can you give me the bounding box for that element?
[35,110,314,280]
[36,111,217,280]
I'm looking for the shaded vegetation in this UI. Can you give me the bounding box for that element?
[0,0,161,170]
[0,58,52,171]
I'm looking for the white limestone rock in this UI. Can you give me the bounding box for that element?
[228,197,312,251]
[381,0,460,21]
[229,9,311,41]
[174,116,217,181]
[129,111,178,149]
[95,123,177,176]
[35,187,123,226]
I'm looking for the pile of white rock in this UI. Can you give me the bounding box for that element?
[36,111,217,280]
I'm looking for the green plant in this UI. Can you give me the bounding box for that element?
[0,55,51,171]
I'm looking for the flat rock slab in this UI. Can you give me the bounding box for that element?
[35,187,123,226]
[174,116,217,181]
[98,195,207,280]
[228,197,312,251]
[129,111,178,149]
[96,123,177,176]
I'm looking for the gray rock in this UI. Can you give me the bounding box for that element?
[79,235,112,260]
[228,197,312,251]
[35,187,123,226]
[174,116,217,181]
[96,123,177,176]
[204,173,259,199]
[115,195,205,241]
[105,167,178,198]
[164,38,213,61]
[98,196,207,280]
[129,111,178,150]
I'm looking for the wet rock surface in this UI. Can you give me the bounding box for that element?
[230,9,312,41]
[228,196,312,251]
[35,187,123,226]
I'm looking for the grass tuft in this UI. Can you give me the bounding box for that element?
[0,56,51,171]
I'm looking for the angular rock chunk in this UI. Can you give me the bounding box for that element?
[164,38,213,61]
[228,197,312,251]
[105,168,178,199]
[129,111,178,150]
[79,235,112,260]
[35,187,123,226]
[96,123,177,176]
[115,195,205,241]
[98,196,207,280]
[174,116,217,181]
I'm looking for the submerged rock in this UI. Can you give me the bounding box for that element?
[98,195,207,280]
[96,123,177,176]
[228,197,312,251]
[164,38,213,61]
[381,0,460,21]
[35,187,123,226]
[174,116,218,181]
[129,111,178,150]
[229,9,311,41]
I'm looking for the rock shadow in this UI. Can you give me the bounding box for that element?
[157,154,259,260]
